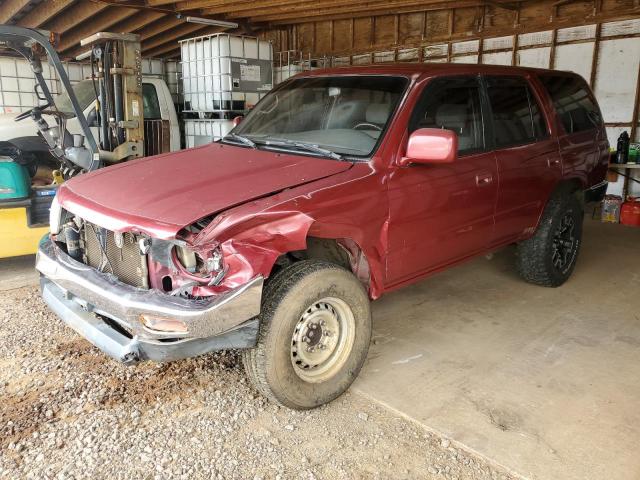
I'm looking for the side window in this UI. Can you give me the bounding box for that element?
[539,75,602,134]
[485,76,548,148]
[142,83,161,119]
[409,77,484,155]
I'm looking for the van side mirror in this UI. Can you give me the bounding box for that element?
[399,128,458,166]
[232,116,244,127]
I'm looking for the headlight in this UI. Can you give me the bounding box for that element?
[49,195,62,234]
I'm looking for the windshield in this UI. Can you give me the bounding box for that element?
[232,75,408,158]
[53,79,97,115]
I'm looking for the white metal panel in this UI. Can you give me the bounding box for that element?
[601,18,640,37]
[452,54,478,64]
[518,31,553,47]
[483,36,513,51]
[517,47,551,68]
[423,44,448,59]
[594,37,640,123]
[452,40,479,55]
[553,42,594,81]
[482,51,512,65]
[556,24,597,42]
[397,48,419,61]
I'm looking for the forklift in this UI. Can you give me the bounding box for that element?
[0,26,145,258]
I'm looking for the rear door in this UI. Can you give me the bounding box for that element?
[485,75,562,246]
[538,74,607,189]
[386,75,498,285]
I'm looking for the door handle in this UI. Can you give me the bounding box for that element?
[547,158,561,167]
[476,173,493,187]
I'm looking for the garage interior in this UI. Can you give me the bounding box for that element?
[1,1,640,479]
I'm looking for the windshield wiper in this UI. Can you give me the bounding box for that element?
[259,137,342,160]
[223,132,256,148]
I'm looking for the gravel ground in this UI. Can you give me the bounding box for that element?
[0,286,517,480]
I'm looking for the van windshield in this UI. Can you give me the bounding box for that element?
[53,79,97,116]
[230,75,408,158]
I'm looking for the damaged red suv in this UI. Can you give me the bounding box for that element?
[38,64,609,409]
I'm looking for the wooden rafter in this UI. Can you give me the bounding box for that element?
[136,15,185,40]
[44,2,110,36]
[141,22,209,51]
[63,10,166,59]
[220,0,483,20]
[16,0,76,28]
[142,25,224,57]
[57,6,140,52]
[0,0,32,24]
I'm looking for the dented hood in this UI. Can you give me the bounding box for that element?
[58,143,353,239]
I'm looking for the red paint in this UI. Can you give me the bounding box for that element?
[620,198,640,227]
[55,64,608,300]
[400,128,458,166]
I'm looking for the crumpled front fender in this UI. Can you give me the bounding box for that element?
[189,211,315,296]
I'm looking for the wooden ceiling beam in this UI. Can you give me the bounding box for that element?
[142,25,224,56]
[252,0,485,22]
[146,0,180,5]
[220,0,479,18]
[0,0,32,24]
[202,0,469,15]
[108,10,166,34]
[174,0,227,10]
[57,6,140,52]
[136,15,185,40]
[16,0,76,28]
[141,22,210,51]
[62,10,166,60]
[44,1,109,36]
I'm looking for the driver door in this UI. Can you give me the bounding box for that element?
[386,76,498,286]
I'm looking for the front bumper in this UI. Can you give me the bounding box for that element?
[36,239,263,364]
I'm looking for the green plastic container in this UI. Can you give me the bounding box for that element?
[0,160,30,200]
[629,147,638,164]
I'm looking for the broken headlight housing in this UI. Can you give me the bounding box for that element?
[175,245,226,286]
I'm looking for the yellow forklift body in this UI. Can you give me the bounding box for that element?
[0,207,48,258]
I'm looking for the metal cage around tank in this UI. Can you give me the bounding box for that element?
[179,33,273,115]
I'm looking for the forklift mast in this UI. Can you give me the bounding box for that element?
[81,32,144,164]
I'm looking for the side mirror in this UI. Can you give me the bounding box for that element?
[232,115,244,127]
[399,128,458,166]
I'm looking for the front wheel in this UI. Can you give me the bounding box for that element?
[516,192,583,287]
[242,260,372,409]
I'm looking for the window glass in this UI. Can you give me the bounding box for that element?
[142,83,161,119]
[410,77,484,155]
[486,76,547,148]
[539,75,602,134]
[54,79,97,115]
[234,75,408,157]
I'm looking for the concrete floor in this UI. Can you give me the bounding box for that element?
[354,218,640,480]
[1,219,638,479]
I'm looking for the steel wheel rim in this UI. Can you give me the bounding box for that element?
[552,213,576,271]
[290,297,356,383]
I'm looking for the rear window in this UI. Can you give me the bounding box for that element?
[539,75,602,134]
[486,76,548,148]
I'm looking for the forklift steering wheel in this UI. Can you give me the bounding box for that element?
[14,103,50,122]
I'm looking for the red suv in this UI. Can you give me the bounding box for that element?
[38,64,609,409]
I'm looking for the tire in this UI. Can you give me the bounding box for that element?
[516,191,583,287]
[242,260,372,409]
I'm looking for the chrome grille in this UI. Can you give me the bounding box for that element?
[81,223,149,289]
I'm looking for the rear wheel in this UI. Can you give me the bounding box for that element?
[242,260,371,409]
[516,192,583,287]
